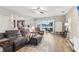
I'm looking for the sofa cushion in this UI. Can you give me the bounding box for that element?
[20,28,29,36]
[5,30,22,38]
[28,34,43,45]
[13,37,23,43]
[13,36,27,51]
[0,33,5,39]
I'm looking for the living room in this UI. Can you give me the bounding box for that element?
[0,6,79,52]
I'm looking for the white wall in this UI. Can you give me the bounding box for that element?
[0,8,13,33]
[0,7,34,33]
[52,15,65,32]
[65,7,79,51]
[25,18,35,27]
[65,7,78,39]
[0,15,12,33]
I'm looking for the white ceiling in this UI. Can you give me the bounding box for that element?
[0,6,71,18]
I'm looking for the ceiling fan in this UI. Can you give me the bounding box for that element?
[31,6,46,14]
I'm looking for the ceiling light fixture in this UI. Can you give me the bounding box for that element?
[31,6,46,14]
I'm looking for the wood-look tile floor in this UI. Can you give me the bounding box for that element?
[17,32,73,52]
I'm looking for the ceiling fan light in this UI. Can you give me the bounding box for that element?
[40,11,44,14]
[34,10,41,14]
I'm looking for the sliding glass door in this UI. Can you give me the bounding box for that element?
[36,19,54,32]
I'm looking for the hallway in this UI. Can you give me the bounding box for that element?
[17,32,73,52]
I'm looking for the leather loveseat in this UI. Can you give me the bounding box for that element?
[0,29,43,52]
[28,34,43,45]
[5,30,28,51]
[0,33,13,52]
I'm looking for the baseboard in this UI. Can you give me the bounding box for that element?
[66,39,75,52]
